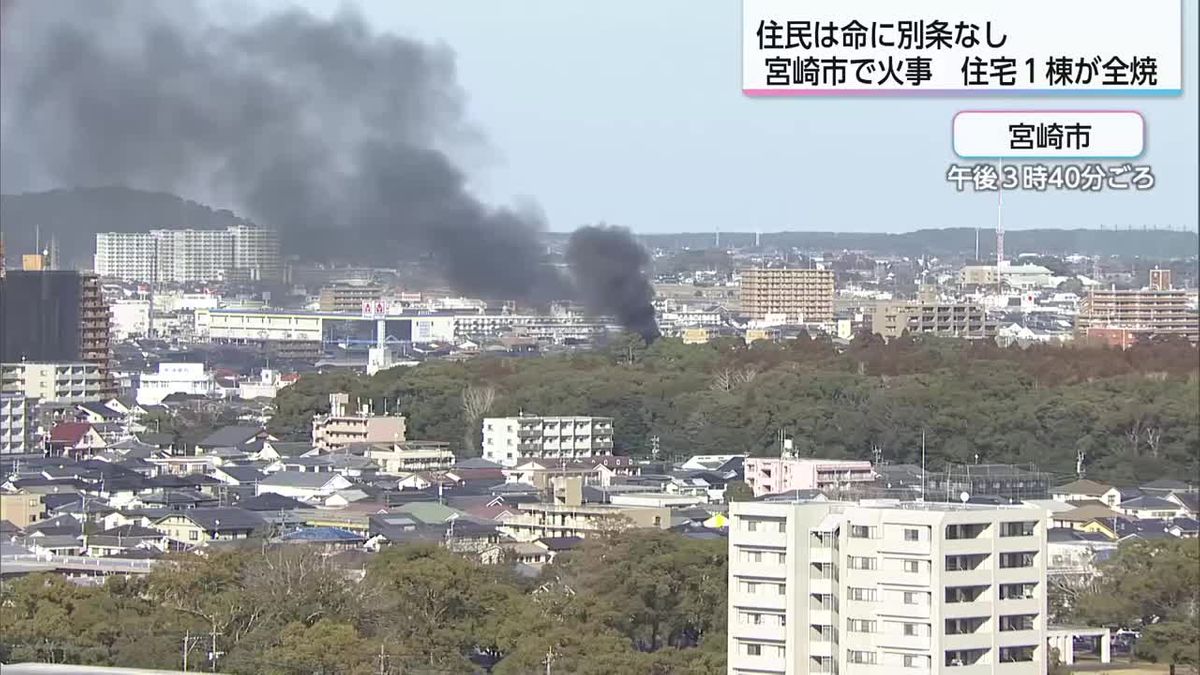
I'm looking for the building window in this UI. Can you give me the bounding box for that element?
[746,519,759,532]
[776,520,786,533]
[999,646,1036,663]
[746,644,762,656]
[904,527,921,542]
[847,650,877,665]
[847,619,876,633]
[1000,583,1037,600]
[847,587,877,602]
[1001,521,1036,537]
[904,654,928,668]
[903,559,921,573]
[1000,614,1036,632]
[848,555,877,570]
[849,525,875,539]
[188,530,198,541]
[903,591,924,605]
[776,584,786,596]
[742,581,758,594]
[903,623,921,636]
[999,551,1037,568]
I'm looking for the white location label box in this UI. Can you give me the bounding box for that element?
[953,111,1144,159]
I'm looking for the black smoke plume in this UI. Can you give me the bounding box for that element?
[567,225,660,343]
[0,0,656,336]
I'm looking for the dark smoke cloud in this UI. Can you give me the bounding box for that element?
[567,225,660,342]
[0,0,656,335]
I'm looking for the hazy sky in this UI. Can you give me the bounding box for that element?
[303,1,1198,234]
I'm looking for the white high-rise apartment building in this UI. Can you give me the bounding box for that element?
[728,500,1048,675]
[482,414,614,467]
[94,232,158,281]
[94,226,280,283]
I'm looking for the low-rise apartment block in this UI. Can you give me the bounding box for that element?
[871,300,997,340]
[482,414,614,468]
[1,361,110,404]
[743,457,875,497]
[501,477,670,541]
[1075,283,1199,343]
[366,441,456,474]
[728,500,1048,675]
[312,393,407,450]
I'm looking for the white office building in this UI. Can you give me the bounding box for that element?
[482,414,614,468]
[1,362,109,404]
[94,226,280,283]
[136,362,216,405]
[728,500,1048,675]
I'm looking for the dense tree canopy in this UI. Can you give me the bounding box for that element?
[0,531,726,674]
[271,335,1200,483]
[1070,539,1200,674]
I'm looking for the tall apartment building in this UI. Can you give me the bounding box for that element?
[311,393,407,450]
[0,270,114,396]
[1075,280,1199,343]
[94,226,280,283]
[739,268,836,324]
[228,225,283,282]
[871,300,997,340]
[79,274,113,390]
[482,414,614,468]
[728,500,1048,675]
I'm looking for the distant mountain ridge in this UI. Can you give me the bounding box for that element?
[620,229,1199,259]
[3,187,1196,269]
[1,187,244,269]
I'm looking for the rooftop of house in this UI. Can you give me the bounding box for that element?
[1119,495,1181,510]
[1051,479,1113,496]
[198,425,268,449]
[157,507,266,532]
[276,526,365,543]
[48,422,96,446]
[236,492,309,512]
[259,471,348,489]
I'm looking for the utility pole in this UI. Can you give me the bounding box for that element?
[207,623,223,673]
[181,630,202,671]
[376,643,388,675]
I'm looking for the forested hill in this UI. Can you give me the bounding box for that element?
[0,187,243,269]
[271,335,1200,484]
[621,228,1200,258]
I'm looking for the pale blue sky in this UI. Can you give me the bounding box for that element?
[297,1,1198,234]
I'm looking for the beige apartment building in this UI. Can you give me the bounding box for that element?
[728,500,1048,675]
[1075,283,1199,343]
[871,301,997,340]
[739,268,835,324]
[318,281,384,313]
[0,489,46,527]
[1,361,110,403]
[311,393,406,450]
[500,477,670,542]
